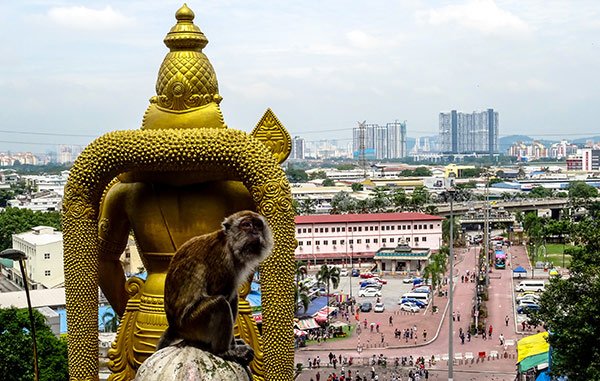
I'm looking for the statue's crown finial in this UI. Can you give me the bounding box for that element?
[164,3,208,51]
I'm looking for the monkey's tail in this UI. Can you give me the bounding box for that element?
[156,326,178,350]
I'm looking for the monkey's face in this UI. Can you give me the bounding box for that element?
[224,211,274,264]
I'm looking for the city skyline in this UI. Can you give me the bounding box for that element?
[1,1,599,152]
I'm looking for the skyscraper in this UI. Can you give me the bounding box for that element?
[291,136,305,159]
[439,109,499,155]
[352,120,407,160]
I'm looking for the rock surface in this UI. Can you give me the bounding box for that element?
[135,345,250,381]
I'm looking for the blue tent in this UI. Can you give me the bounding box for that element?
[296,296,328,318]
[513,266,527,273]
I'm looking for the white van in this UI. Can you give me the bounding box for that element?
[401,292,430,305]
[515,280,546,292]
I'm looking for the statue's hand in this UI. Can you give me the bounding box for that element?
[220,343,254,366]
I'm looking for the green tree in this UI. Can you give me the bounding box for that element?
[316,265,340,326]
[413,167,432,177]
[0,307,68,381]
[422,247,448,313]
[285,167,308,183]
[322,178,335,187]
[294,261,310,313]
[442,216,460,246]
[297,199,317,215]
[336,164,356,171]
[308,170,327,180]
[410,186,429,212]
[536,215,600,379]
[529,186,554,198]
[351,183,363,192]
[330,192,357,214]
[459,168,482,178]
[568,181,598,209]
[0,208,62,251]
[368,186,391,213]
[523,212,544,278]
[391,188,409,211]
[101,309,120,333]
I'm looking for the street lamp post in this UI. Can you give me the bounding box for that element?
[447,187,456,381]
[349,245,353,299]
[0,249,39,381]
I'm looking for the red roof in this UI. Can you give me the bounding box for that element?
[295,212,443,224]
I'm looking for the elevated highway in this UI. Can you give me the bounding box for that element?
[434,198,569,216]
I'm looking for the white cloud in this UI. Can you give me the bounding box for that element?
[47,6,132,30]
[345,29,403,50]
[416,0,531,36]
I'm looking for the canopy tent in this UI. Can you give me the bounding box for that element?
[517,332,549,373]
[296,296,328,319]
[513,265,528,278]
[295,317,320,330]
[294,328,308,337]
[313,306,338,323]
[330,320,348,328]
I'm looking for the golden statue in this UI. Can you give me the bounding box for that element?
[62,4,295,380]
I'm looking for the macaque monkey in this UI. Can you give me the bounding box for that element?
[157,210,274,366]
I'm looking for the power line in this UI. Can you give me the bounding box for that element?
[0,129,97,138]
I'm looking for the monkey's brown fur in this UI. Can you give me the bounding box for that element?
[157,210,273,366]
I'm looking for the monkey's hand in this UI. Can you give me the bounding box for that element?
[220,343,254,366]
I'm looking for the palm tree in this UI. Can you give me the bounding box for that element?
[101,309,120,333]
[423,247,448,314]
[294,282,311,315]
[316,265,340,327]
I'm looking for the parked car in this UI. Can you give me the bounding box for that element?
[372,277,388,285]
[402,276,419,284]
[398,297,426,308]
[358,288,382,297]
[351,268,360,277]
[374,302,385,313]
[360,302,373,312]
[360,281,382,290]
[339,269,349,277]
[517,304,540,314]
[360,271,375,279]
[399,302,420,313]
[516,293,540,303]
[412,286,431,294]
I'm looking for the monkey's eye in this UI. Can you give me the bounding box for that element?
[253,219,264,229]
[240,220,252,229]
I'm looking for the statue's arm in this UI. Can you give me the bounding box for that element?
[98,182,131,317]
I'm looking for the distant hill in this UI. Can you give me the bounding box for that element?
[572,136,600,144]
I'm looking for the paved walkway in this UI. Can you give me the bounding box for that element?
[295,245,529,380]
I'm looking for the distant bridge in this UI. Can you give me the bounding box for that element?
[434,198,569,217]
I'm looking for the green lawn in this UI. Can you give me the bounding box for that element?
[543,243,572,268]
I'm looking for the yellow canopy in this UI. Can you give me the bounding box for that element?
[517,331,549,363]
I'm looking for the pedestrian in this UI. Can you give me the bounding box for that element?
[389,315,393,326]
[482,330,487,340]
[381,333,385,343]
[452,312,455,321]
[460,332,465,345]
[376,323,380,333]
[424,369,429,380]
[505,315,510,327]
[467,331,471,342]
[457,312,460,322]
[489,325,493,339]
[364,319,368,328]
[423,329,427,341]
[316,371,321,381]
[499,333,505,346]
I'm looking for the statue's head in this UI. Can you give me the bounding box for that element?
[141,3,226,131]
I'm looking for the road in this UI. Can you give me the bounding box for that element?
[294,244,536,380]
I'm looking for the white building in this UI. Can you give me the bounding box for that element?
[7,190,63,212]
[294,212,443,266]
[11,226,64,288]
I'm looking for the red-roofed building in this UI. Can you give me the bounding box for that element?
[294,212,443,267]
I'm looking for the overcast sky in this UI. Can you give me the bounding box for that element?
[1,0,598,153]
